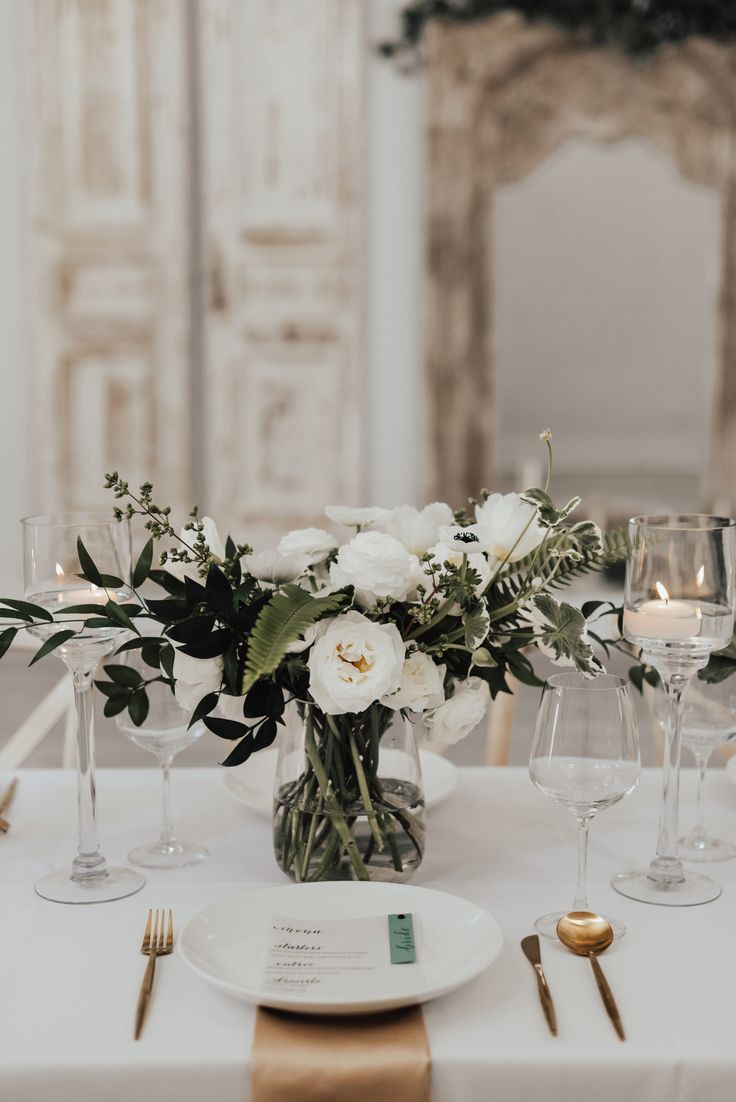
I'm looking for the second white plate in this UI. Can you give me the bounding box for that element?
[223,747,458,816]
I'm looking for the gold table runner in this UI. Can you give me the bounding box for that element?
[251,1005,431,1102]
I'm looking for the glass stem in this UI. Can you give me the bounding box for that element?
[572,817,591,912]
[691,750,711,843]
[159,755,177,849]
[649,667,693,885]
[69,660,108,883]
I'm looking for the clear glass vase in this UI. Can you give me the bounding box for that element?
[272,703,426,883]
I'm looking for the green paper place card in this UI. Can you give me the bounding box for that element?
[388,913,416,964]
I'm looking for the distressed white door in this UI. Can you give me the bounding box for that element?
[198,0,365,545]
[25,0,193,516]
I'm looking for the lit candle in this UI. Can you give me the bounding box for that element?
[45,564,111,619]
[623,582,702,641]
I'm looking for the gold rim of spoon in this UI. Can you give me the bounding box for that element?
[556,912,624,1041]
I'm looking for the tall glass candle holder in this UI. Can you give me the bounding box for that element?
[612,515,735,906]
[23,513,145,904]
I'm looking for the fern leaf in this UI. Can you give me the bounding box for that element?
[242,584,346,693]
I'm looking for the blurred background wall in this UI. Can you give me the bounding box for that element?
[0,0,726,594]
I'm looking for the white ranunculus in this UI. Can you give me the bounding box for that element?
[329,531,423,606]
[474,493,545,563]
[307,611,405,715]
[424,677,490,746]
[325,505,392,528]
[375,502,454,556]
[172,649,223,713]
[427,542,492,595]
[382,651,446,713]
[438,525,484,554]
[278,527,338,566]
[165,517,225,582]
[242,549,310,585]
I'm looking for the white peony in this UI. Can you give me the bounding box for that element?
[329,531,423,606]
[375,502,454,556]
[325,505,392,528]
[474,493,545,563]
[427,542,492,596]
[425,677,490,746]
[382,651,446,713]
[307,611,405,715]
[243,549,310,586]
[165,517,225,582]
[172,649,223,713]
[278,527,338,566]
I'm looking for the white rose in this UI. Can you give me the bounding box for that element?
[425,677,490,746]
[325,505,392,528]
[329,531,423,606]
[165,517,225,582]
[382,651,446,713]
[427,542,491,596]
[307,611,405,715]
[474,493,545,563]
[375,502,454,556]
[243,549,310,585]
[172,649,223,713]
[278,527,338,566]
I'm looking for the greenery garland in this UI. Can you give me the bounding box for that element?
[379,1,736,66]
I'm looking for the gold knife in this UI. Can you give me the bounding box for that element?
[0,777,17,834]
[521,934,558,1036]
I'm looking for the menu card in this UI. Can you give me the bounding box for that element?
[263,913,420,997]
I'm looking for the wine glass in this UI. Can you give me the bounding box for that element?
[530,673,640,940]
[653,677,736,862]
[23,512,145,903]
[116,652,208,868]
[613,515,736,906]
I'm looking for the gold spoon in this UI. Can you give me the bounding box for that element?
[556,911,625,1040]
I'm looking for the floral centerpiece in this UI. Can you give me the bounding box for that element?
[2,433,623,882]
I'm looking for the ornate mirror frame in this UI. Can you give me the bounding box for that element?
[425,13,736,507]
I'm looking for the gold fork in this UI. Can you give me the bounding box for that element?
[134,909,174,1040]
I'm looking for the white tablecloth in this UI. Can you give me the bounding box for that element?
[2,764,736,1102]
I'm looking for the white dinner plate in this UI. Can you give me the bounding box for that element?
[223,747,458,816]
[178,881,502,1014]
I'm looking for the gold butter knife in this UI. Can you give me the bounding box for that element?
[521,934,558,1036]
[0,777,18,834]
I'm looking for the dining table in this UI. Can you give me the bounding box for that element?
[2,763,736,1102]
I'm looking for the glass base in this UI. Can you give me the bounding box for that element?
[535,910,626,941]
[128,840,208,869]
[611,869,722,906]
[679,834,736,863]
[35,865,145,904]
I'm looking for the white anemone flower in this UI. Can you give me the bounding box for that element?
[278,527,338,566]
[325,505,392,528]
[374,502,454,556]
[242,549,310,586]
[473,493,545,564]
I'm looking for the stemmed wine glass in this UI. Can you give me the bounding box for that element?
[530,673,640,940]
[653,677,736,862]
[23,513,145,903]
[115,651,208,868]
[613,515,736,906]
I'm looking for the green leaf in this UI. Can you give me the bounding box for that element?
[104,600,140,635]
[520,488,581,528]
[76,537,103,586]
[529,594,603,677]
[132,538,154,588]
[242,585,346,694]
[470,646,497,668]
[629,664,645,694]
[188,691,219,728]
[464,605,490,650]
[94,679,128,699]
[103,695,129,718]
[0,626,17,658]
[28,629,78,665]
[103,663,144,688]
[160,643,175,679]
[128,689,150,727]
[0,598,54,623]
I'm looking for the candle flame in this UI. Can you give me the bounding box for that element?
[55,562,65,579]
[696,565,705,588]
[655,581,669,604]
